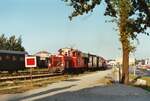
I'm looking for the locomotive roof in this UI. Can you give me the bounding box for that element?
[0,50,28,55]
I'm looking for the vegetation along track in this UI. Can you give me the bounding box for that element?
[0,72,63,82]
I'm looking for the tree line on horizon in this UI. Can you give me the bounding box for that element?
[0,34,25,51]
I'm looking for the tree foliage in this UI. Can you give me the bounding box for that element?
[0,34,7,50]
[0,34,25,51]
[64,0,150,37]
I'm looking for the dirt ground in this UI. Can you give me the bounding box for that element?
[0,69,150,101]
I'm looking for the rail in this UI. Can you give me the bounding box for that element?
[0,73,62,82]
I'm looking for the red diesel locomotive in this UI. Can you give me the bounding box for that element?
[49,48,107,73]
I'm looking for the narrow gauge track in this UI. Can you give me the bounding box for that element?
[0,73,62,82]
[0,69,51,77]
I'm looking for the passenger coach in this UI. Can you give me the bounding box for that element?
[0,50,27,72]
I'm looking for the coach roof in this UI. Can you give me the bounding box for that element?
[0,50,28,55]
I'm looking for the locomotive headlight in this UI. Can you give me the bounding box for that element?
[48,63,51,67]
[61,63,64,67]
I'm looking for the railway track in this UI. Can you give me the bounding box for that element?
[0,73,62,82]
[0,68,110,82]
[0,69,50,77]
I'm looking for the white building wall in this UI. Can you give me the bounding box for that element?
[116,57,135,66]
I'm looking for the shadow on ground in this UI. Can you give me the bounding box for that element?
[14,84,150,101]
[10,85,76,101]
[135,85,150,92]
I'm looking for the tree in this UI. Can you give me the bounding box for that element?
[15,36,25,51]
[0,34,7,50]
[0,34,25,51]
[63,0,150,84]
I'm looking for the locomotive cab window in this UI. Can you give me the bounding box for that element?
[77,52,80,56]
[65,52,67,56]
[73,52,76,57]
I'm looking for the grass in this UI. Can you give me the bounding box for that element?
[0,68,49,77]
[129,74,150,92]
[0,75,70,94]
[96,76,113,85]
[136,76,150,92]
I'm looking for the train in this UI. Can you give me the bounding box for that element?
[49,48,107,73]
[0,50,27,72]
[0,48,107,73]
[0,50,49,72]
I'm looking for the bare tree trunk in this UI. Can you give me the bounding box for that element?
[119,0,130,85]
[121,47,129,84]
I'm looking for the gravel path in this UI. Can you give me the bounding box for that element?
[0,69,150,101]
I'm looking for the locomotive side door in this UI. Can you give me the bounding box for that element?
[64,56,72,68]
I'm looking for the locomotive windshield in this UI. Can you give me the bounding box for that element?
[53,57,63,67]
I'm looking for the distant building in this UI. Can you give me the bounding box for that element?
[35,51,51,60]
[145,58,150,65]
[116,57,135,66]
[107,60,117,66]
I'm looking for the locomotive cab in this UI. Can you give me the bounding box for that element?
[49,55,65,73]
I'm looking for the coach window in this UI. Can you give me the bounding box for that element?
[0,56,2,61]
[6,55,10,60]
[12,56,16,61]
[20,57,24,61]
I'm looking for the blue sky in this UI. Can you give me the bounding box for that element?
[0,0,149,59]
